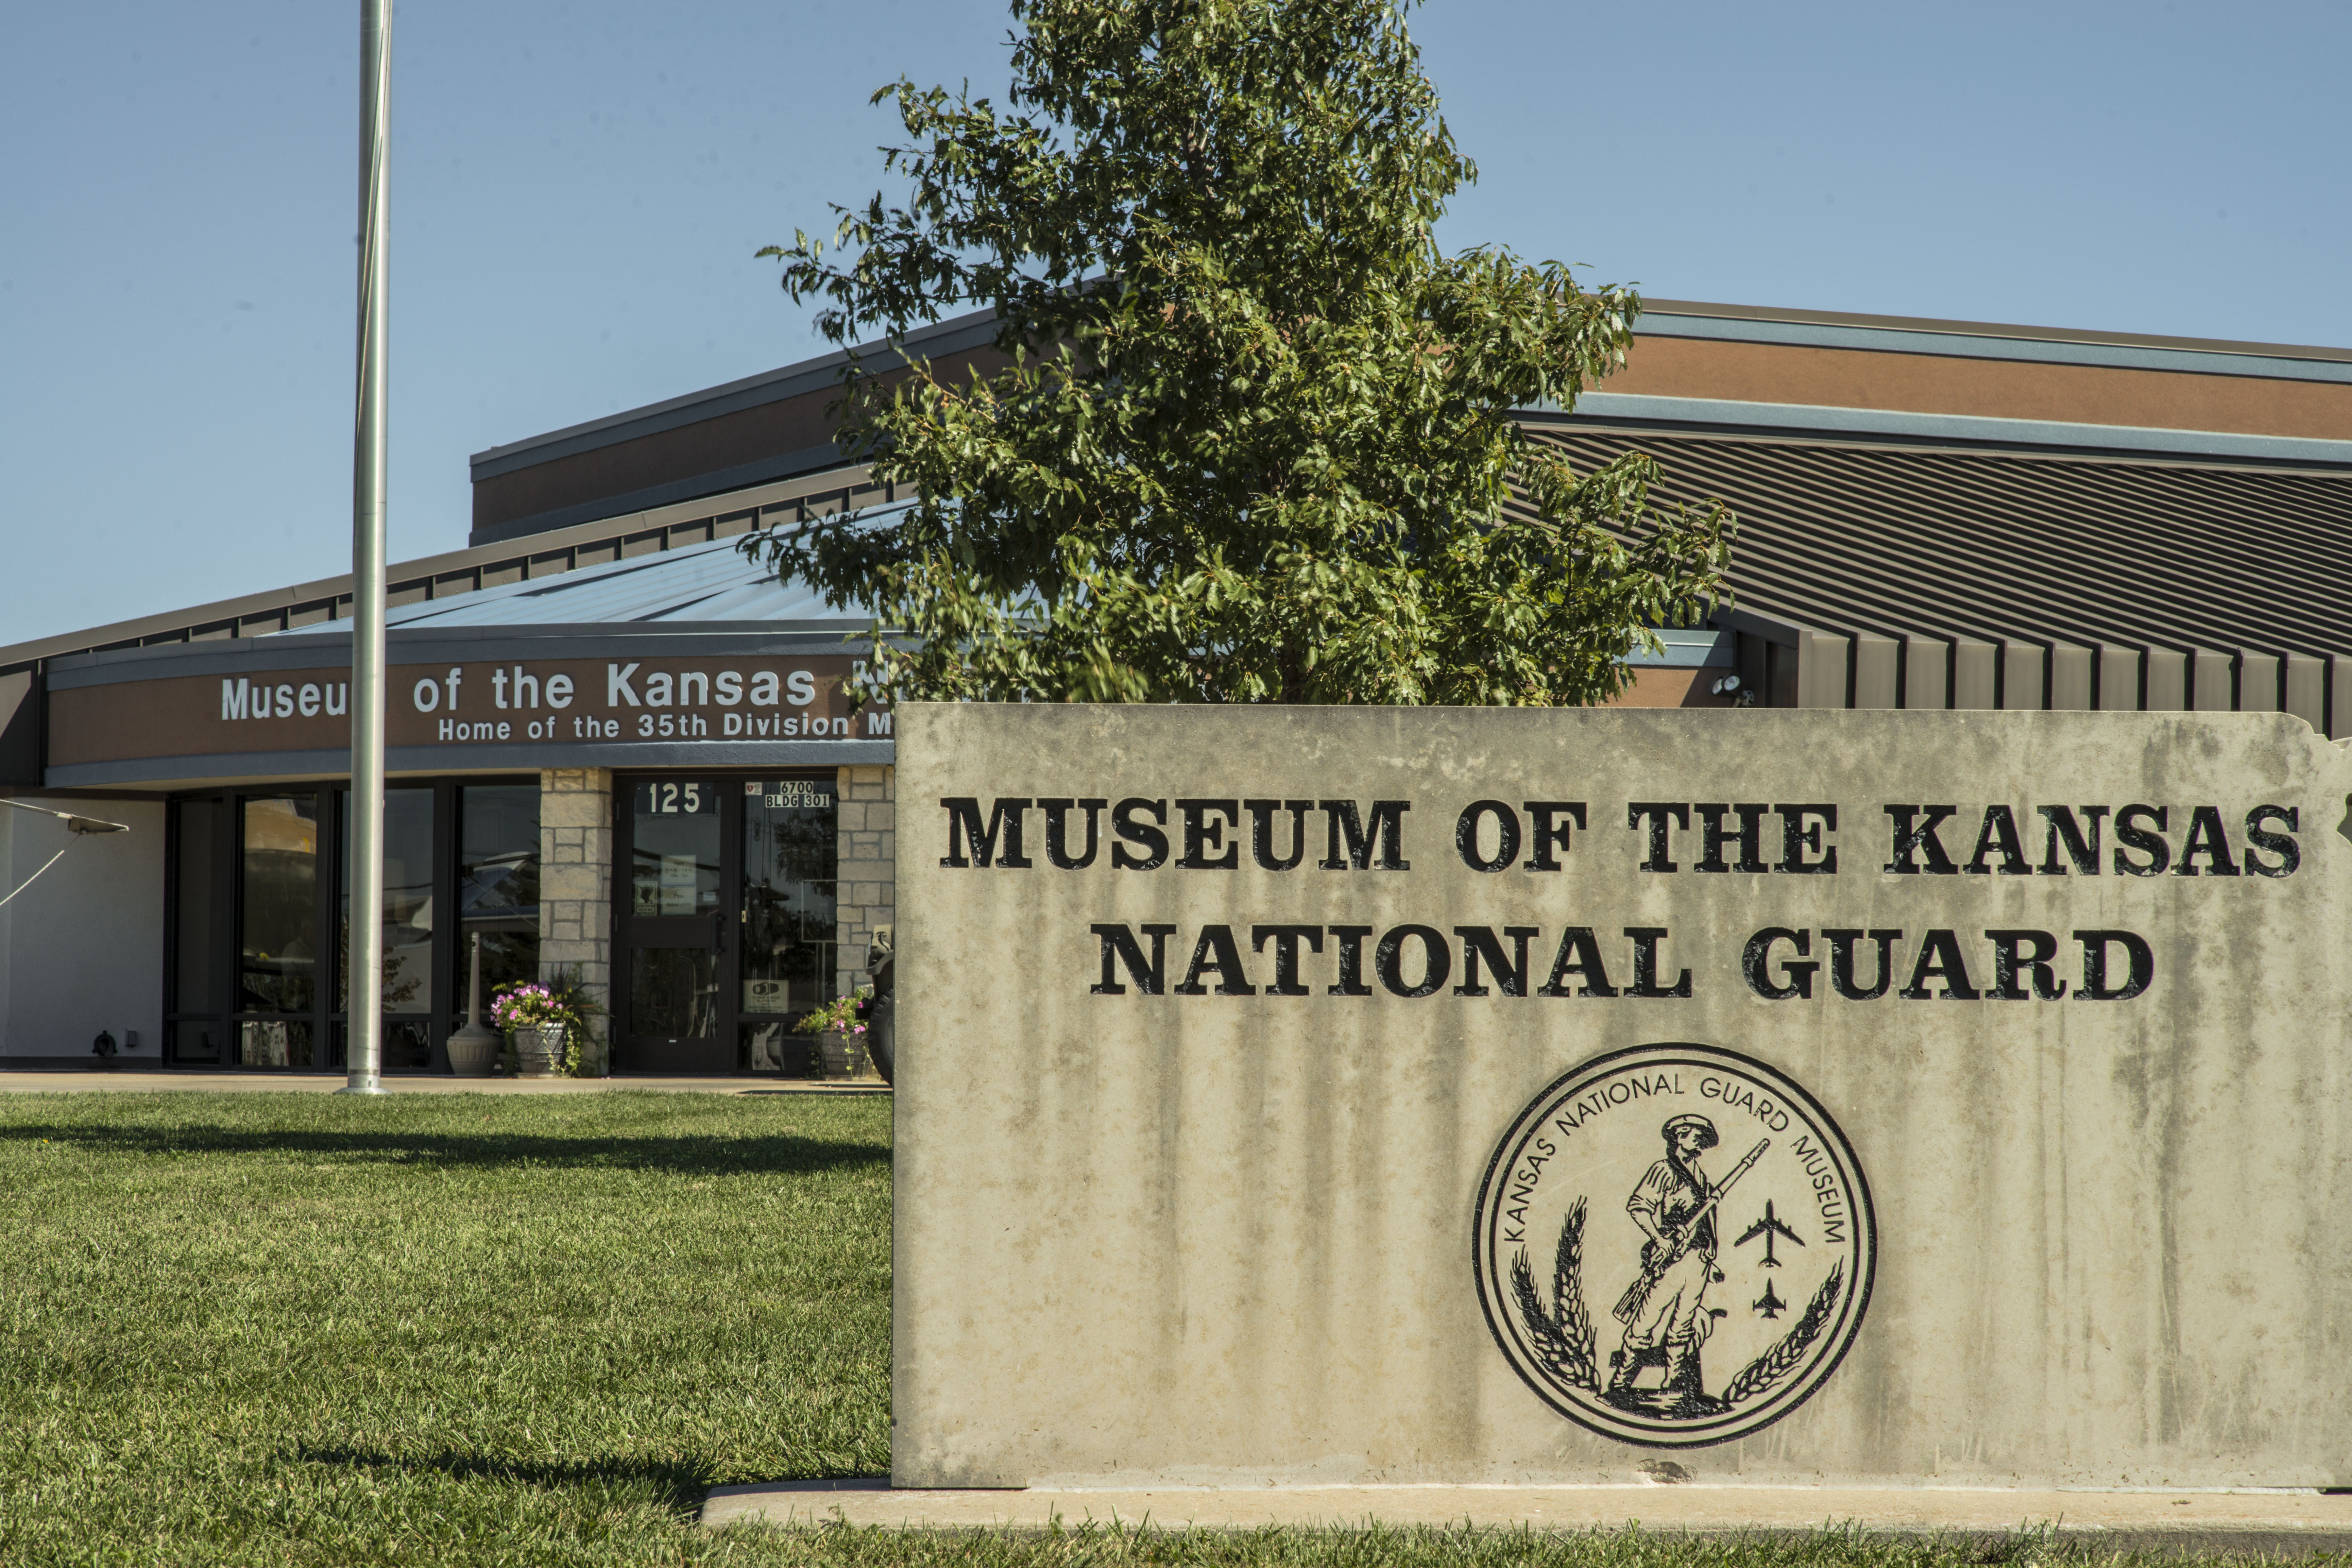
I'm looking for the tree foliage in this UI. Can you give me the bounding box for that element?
[746,0,1733,705]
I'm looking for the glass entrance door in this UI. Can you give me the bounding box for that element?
[614,775,842,1075]
[619,779,730,1072]
[738,778,838,1074]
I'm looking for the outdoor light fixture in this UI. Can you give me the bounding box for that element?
[0,798,130,910]
[1711,674,1742,696]
[0,799,130,836]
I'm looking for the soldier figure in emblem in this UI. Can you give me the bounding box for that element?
[1605,1113,1730,1417]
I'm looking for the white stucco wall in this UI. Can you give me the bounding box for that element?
[0,799,165,1061]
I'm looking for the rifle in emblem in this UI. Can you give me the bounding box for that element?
[1611,1137,1770,1324]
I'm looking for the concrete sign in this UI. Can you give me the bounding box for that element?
[895,704,2352,1488]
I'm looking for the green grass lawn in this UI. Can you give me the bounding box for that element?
[0,1090,885,1565]
[0,1092,2295,1567]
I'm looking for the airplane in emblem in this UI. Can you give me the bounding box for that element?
[1752,1278,1788,1320]
[1735,1200,1804,1267]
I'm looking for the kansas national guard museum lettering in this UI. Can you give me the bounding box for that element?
[931,792,2304,1006]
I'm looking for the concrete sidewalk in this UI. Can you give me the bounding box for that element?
[0,1069,886,1095]
[702,1480,2352,1550]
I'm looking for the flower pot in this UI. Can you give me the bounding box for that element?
[514,1024,567,1079]
[819,1031,874,1082]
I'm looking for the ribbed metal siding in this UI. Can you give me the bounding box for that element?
[1525,425,2352,732]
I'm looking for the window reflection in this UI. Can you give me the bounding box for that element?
[630,948,717,1038]
[457,785,540,1009]
[631,781,720,915]
[173,798,224,1016]
[339,789,434,1015]
[239,796,317,1016]
[739,777,838,1070]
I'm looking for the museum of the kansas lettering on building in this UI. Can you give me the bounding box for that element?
[2,299,2348,1075]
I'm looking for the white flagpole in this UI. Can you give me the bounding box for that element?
[343,0,392,1094]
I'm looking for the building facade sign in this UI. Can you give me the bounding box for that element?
[896,704,2352,1488]
[43,631,894,787]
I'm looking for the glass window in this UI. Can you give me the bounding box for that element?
[333,1019,430,1072]
[739,777,837,1071]
[171,798,223,1015]
[239,796,317,1016]
[339,788,435,1016]
[456,785,540,1009]
[170,1022,225,1064]
[630,780,720,915]
[239,1019,313,1068]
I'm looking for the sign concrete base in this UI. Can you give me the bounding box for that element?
[703,1479,2352,1548]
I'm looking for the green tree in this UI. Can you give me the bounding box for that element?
[747,0,1732,705]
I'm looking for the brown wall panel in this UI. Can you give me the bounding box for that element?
[1607,336,2352,441]
[1597,666,1735,709]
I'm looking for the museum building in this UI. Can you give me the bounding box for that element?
[2,299,2348,1073]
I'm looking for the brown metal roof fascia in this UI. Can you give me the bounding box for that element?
[1637,300,2352,365]
[0,460,878,674]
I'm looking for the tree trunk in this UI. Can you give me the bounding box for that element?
[1278,643,1309,704]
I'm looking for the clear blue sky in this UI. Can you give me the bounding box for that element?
[4,1,2346,647]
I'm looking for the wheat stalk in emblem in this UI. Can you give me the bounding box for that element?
[1509,1198,1596,1390]
[1721,1262,1843,1406]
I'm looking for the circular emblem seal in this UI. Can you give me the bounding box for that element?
[1473,1043,1875,1448]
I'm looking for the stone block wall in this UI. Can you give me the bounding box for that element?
[539,768,613,1073]
[835,764,895,998]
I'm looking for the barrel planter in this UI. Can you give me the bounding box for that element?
[514,1024,567,1079]
[818,1031,875,1082]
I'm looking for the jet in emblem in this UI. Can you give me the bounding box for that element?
[1735,1201,1804,1267]
[1752,1278,1788,1320]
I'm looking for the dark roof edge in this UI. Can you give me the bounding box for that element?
[467,306,999,479]
[50,624,902,684]
[1549,394,2352,469]
[467,442,849,547]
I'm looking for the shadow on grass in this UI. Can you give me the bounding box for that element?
[291,1443,716,1514]
[0,1122,887,1177]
